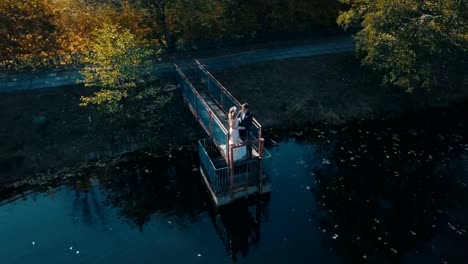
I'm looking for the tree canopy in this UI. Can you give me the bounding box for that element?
[338,0,467,93]
[79,23,156,112]
[0,0,340,69]
[0,0,58,70]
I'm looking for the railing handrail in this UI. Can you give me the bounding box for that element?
[175,64,228,135]
[195,60,262,134]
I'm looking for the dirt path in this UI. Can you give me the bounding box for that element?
[0,35,353,92]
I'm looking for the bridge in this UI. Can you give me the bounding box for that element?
[175,60,271,206]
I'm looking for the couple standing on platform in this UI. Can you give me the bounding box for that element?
[228,103,253,161]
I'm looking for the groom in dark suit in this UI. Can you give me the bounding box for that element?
[237,103,253,157]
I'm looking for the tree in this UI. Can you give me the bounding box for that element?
[338,0,467,93]
[0,0,58,70]
[140,0,228,50]
[49,0,151,65]
[79,23,156,112]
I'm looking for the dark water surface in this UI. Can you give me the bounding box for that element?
[1,107,467,264]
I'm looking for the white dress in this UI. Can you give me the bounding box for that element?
[229,118,246,161]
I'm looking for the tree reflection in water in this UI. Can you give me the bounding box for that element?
[313,109,468,263]
[73,147,207,229]
[69,146,271,261]
[209,194,270,262]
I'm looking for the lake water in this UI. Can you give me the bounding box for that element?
[1,107,467,264]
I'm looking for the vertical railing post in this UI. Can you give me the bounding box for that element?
[258,138,264,191]
[229,144,234,194]
[226,132,230,160]
[209,111,213,140]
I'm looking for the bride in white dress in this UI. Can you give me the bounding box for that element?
[228,106,246,161]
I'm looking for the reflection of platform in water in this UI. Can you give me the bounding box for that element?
[210,194,270,261]
[175,61,271,206]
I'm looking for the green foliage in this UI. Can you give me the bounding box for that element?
[338,0,468,93]
[79,23,157,113]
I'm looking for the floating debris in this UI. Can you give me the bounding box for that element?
[197,254,202,257]
[410,230,416,236]
[332,234,339,239]
[32,241,35,245]
[448,222,466,235]
[296,160,306,166]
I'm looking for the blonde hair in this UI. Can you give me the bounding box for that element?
[228,106,237,123]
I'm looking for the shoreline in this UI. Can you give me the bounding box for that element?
[1,52,466,197]
[2,99,468,200]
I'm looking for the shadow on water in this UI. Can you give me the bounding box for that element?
[70,148,208,230]
[312,107,468,263]
[210,194,271,262]
[64,148,273,262]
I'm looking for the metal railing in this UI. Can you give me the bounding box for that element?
[199,139,271,194]
[177,62,271,197]
[195,60,262,141]
[175,64,230,160]
[199,139,230,193]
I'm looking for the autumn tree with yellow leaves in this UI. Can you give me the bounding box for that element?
[79,23,157,112]
[0,0,150,70]
[0,0,58,70]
